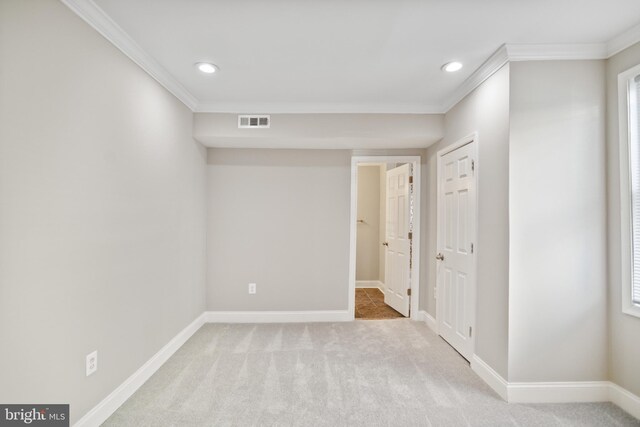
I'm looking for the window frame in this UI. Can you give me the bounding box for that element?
[618,63,640,318]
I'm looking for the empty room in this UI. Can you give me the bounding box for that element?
[3,0,640,426]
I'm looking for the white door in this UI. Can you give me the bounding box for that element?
[436,142,476,360]
[384,164,411,317]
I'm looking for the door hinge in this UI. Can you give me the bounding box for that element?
[469,326,473,337]
[407,288,412,296]
[408,232,413,240]
[434,287,438,299]
[471,243,474,254]
[409,176,413,184]
[471,160,475,173]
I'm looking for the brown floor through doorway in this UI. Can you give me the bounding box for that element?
[355,288,404,319]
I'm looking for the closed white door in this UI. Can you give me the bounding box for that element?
[437,142,476,360]
[384,164,411,317]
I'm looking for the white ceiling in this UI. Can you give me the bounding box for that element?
[76,0,640,114]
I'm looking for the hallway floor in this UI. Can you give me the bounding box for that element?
[355,287,404,319]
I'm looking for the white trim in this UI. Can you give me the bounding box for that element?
[470,355,509,401]
[441,39,640,113]
[60,0,198,110]
[73,313,206,427]
[610,383,640,420]
[508,381,610,403]
[349,156,422,320]
[471,355,640,416]
[441,43,608,113]
[608,22,640,58]
[437,131,479,157]
[618,63,640,319]
[356,280,385,291]
[417,310,438,334]
[204,310,351,323]
[76,311,640,426]
[54,2,640,115]
[506,43,608,61]
[442,45,510,113]
[348,161,358,320]
[435,133,479,360]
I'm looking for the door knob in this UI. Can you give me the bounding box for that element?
[436,253,444,261]
[382,242,389,247]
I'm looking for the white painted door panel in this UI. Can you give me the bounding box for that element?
[384,164,411,317]
[437,142,476,360]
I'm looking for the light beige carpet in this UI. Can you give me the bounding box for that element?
[105,320,639,426]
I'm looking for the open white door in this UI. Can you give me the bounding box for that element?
[384,164,411,317]
[436,141,477,360]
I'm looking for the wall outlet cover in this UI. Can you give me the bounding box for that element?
[86,350,98,376]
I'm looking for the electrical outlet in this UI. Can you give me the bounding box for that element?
[86,350,98,376]
[248,283,256,294]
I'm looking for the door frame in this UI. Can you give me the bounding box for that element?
[435,132,479,357]
[348,155,422,320]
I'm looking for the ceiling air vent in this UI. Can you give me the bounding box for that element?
[238,115,270,129]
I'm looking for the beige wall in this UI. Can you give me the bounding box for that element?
[425,65,511,378]
[5,0,636,415]
[0,1,207,424]
[356,166,381,281]
[606,42,640,397]
[509,61,607,382]
[207,148,428,313]
[206,149,351,311]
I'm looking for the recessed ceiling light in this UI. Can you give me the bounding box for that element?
[442,62,463,72]
[195,62,218,74]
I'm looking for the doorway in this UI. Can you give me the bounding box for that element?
[436,135,478,360]
[348,156,421,320]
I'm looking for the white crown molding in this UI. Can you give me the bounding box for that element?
[441,44,510,113]
[61,0,640,116]
[73,313,206,427]
[607,22,640,58]
[440,33,640,113]
[505,43,608,61]
[61,0,199,110]
[195,102,444,114]
[440,42,611,113]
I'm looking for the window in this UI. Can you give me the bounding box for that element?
[619,64,640,318]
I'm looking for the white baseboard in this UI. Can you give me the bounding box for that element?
[76,311,640,425]
[471,354,609,404]
[204,310,351,323]
[610,382,640,420]
[74,313,206,427]
[355,280,384,292]
[471,355,509,401]
[417,310,438,334]
[471,354,640,420]
[508,381,610,403]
